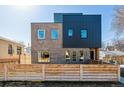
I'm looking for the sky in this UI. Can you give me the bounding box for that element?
[0,5,116,46]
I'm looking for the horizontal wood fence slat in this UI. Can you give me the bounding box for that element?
[0,64,120,81]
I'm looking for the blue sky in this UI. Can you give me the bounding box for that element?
[0,5,116,46]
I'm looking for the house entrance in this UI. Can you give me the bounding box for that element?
[90,50,95,60]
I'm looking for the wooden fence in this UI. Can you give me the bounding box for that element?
[0,64,120,81]
[0,55,31,64]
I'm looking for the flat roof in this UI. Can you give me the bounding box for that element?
[31,22,62,24]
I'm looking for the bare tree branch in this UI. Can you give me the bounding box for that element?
[112,6,124,50]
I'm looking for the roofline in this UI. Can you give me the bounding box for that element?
[0,36,25,47]
[31,22,62,24]
[53,13,101,16]
[54,13,83,15]
[63,14,101,16]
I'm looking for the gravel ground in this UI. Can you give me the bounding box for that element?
[0,81,124,87]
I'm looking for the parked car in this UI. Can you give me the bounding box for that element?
[109,60,119,65]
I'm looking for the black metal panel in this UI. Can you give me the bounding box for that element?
[54,13,83,23]
[63,15,101,48]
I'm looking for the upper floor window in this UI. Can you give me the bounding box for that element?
[8,44,13,54]
[37,29,45,39]
[68,29,73,37]
[81,29,87,38]
[51,28,58,40]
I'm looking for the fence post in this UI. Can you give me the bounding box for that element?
[42,64,45,81]
[118,65,120,81]
[80,65,83,81]
[4,64,8,81]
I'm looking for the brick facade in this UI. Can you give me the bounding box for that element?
[31,23,90,64]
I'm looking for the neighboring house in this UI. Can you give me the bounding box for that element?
[99,51,106,60]
[103,50,124,64]
[22,46,31,64]
[106,46,115,51]
[31,13,101,64]
[24,46,31,55]
[0,36,24,64]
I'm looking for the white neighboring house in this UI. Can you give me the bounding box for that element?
[24,47,31,55]
[0,36,25,64]
[101,49,124,64]
[99,51,106,60]
[104,50,124,56]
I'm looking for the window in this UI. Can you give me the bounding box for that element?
[51,28,58,40]
[72,51,76,61]
[65,50,71,61]
[68,29,73,37]
[17,46,22,55]
[81,29,87,38]
[8,44,13,54]
[38,51,50,62]
[79,50,84,61]
[37,29,45,39]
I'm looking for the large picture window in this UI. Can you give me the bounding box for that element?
[37,29,45,39]
[38,51,50,62]
[81,29,87,38]
[51,28,58,40]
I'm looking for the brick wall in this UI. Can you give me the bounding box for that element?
[31,23,90,64]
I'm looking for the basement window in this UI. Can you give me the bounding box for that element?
[65,50,71,61]
[79,50,84,61]
[38,51,50,62]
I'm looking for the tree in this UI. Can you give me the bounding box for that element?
[112,6,124,50]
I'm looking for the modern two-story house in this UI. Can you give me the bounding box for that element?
[31,13,101,64]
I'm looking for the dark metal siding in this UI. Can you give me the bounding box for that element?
[63,15,101,48]
[54,13,83,23]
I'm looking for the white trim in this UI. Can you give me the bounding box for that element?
[37,29,45,39]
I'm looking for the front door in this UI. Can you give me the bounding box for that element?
[90,51,95,60]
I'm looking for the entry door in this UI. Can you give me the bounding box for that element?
[90,51,95,60]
